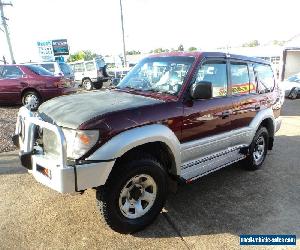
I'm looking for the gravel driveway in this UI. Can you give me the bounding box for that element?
[0,106,19,153]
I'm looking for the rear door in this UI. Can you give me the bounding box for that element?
[229,61,260,129]
[0,65,25,104]
[229,61,275,131]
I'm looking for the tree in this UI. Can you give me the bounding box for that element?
[67,50,99,62]
[150,48,169,54]
[83,50,98,60]
[188,46,197,51]
[242,40,260,47]
[67,51,85,62]
[271,40,285,46]
[126,50,141,55]
[177,44,184,51]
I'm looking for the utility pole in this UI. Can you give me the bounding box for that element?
[119,0,126,67]
[0,0,15,64]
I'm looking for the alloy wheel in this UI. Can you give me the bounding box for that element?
[119,174,157,219]
[253,135,265,165]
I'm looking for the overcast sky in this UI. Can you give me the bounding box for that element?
[0,0,299,63]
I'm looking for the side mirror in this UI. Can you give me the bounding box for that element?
[190,81,212,99]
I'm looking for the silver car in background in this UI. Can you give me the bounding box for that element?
[281,73,300,99]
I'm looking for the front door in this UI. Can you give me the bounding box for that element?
[181,59,233,163]
[0,65,25,104]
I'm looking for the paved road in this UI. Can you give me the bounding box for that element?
[0,100,299,249]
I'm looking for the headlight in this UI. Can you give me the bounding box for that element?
[62,128,99,159]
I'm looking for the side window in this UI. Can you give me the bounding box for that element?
[2,66,23,79]
[230,62,250,95]
[41,63,55,73]
[195,61,228,97]
[74,63,85,73]
[85,62,96,71]
[254,64,275,93]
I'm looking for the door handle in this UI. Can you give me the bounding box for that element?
[221,111,230,119]
[255,105,260,111]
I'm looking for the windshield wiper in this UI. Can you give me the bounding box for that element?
[146,88,176,96]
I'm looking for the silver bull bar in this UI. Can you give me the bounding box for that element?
[14,106,115,193]
[15,106,67,168]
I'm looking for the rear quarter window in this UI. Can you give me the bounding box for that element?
[41,63,55,73]
[85,62,96,71]
[254,64,275,93]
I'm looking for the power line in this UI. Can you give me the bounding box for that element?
[0,0,15,64]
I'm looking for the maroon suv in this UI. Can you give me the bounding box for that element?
[14,52,283,233]
[0,64,76,110]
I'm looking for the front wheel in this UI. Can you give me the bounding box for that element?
[288,87,298,99]
[82,78,93,91]
[96,154,168,234]
[242,127,269,170]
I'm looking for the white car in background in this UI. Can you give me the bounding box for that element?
[280,73,300,99]
[69,58,111,90]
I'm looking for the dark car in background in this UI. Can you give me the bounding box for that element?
[0,64,76,110]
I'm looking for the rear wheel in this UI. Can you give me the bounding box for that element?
[82,78,93,91]
[96,154,168,234]
[288,87,298,99]
[94,82,103,90]
[22,91,41,111]
[242,127,269,170]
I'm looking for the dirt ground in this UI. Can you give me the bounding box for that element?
[0,99,299,249]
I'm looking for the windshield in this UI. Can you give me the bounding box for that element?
[117,56,195,95]
[26,65,54,76]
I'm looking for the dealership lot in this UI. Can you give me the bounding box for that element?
[0,100,299,249]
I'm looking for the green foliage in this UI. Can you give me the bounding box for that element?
[149,48,169,54]
[67,50,99,62]
[271,40,285,46]
[242,40,260,47]
[126,50,141,55]
[188,46,197,51]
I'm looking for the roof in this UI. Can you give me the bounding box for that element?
[147,51,270,64]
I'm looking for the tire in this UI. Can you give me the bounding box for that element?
[242,127,269,170]
[288,87,298,99]
[22,91,41,111]
[96,153,168,234]
[82,78,93,91]
[94,82,103,90]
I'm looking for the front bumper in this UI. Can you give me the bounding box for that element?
[14,106,114,193]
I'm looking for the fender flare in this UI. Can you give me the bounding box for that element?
[87,124,182,175]
[249,108,275,137]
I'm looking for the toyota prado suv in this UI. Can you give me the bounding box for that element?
[13,52,282,233]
